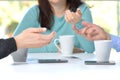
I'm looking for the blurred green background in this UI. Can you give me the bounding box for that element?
[0,0,120,38]
[0,1,37,37]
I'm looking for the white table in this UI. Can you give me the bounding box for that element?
[1,53,120,80]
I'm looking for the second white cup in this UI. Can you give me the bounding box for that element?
[54,35,74,56]
[94,40,112,62]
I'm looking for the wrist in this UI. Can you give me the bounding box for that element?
[14,36,23,49]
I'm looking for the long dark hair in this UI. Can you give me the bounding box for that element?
[38,0,83,30]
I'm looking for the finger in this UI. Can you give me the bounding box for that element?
[38,28,47,33]
[66,11,73,21]
[40,28,47,32]
[65,13,70,22]
[82,21,92,28]
[80,27,90,36]
[87,32,103,41]
[76,8,82,16]
[65,10,70,13]
[37,33,55,42]
[65,14,73,23]
[73,13,81,23]
[40,31,56,41]
[65,14,69,22]
[70,12,75,20]
[68,12,76,24]
[66,10,75,20]
[77,8,82,14]
[27,28,47,33]
[89,32,98,38]
[48,31,56,39]
[90,34,101,40]
[72,25,80,34]
[85,34,95,41]
[85,27,96,34]
[82,21,101,29]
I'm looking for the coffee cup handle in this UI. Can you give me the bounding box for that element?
[54,39,61,51]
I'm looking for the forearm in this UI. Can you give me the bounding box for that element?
[0,38,17,59]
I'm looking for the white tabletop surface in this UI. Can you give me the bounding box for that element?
[1,53,120,80]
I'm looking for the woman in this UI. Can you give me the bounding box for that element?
[13,0,94,53]
[0,28,55,59]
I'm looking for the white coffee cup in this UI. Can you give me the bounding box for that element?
[54,35,74,56]
[94,40,112,62]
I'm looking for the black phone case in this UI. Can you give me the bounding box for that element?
[38,59,68,63]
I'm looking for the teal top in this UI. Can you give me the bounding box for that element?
[13,4,95,53]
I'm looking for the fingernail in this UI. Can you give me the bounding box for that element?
[52,31,56,34]
[43,28,47,31]
[77,8,80,11]
[67,10,70,13]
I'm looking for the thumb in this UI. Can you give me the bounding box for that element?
[76,8,82,15]
[49,31,56,37]
[48,31,56,39]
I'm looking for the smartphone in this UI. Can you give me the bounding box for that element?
[84,61,115,65]
[38,59,68,63]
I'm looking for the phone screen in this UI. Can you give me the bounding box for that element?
[84,61,115,65]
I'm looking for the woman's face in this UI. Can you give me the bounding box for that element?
[48,0,66,4]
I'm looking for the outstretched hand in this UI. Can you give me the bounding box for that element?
[72,21,110,41]
[65,8,82,25]
[15,28,56,49]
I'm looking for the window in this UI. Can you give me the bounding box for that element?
[0,0,36,38]
[117,0,120,35]
[86,0,120,36]
[0,0,119,37]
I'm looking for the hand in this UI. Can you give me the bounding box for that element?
[65,9,82,25]
[14,28,56,49]
[72,21,111,41]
